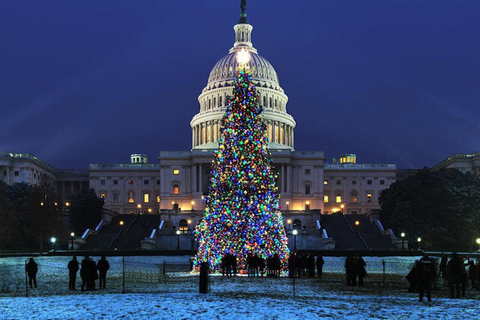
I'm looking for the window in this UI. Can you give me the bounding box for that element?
[173,169,180,175]
[113,194,119,203]
[352,180,357,185]
[173,184,179,195]
[380,180,385,185]
[351,197,358,203]
[367,193,373,203]
[157,180,160,185]
[324,180,329,185]
[179,219,189,233]
[100,180,106,185]
[367,180,372,185]
[113,180,118,185]
[128,180,134,185]
[144,180,149,185]
[156,196,160,203]
[293,219,302,231]
[336,180,341,185]
[143,193,150,203]
[14,171,19,176]
[351,210,358,215]
[305,184,311,195]
[324,195,329,203]
[305,169,311,175]
[128,191,134,203]
[336,196,342,203]
[100,193,106,199]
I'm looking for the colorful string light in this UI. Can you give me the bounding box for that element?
[194,66,290,272]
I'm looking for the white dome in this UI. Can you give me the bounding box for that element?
[207,51,279,87]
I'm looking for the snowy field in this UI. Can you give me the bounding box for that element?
[1,255,480,319]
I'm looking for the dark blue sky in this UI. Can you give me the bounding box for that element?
[1,0,479,169]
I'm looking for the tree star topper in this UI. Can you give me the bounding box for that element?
[237,48,250,65]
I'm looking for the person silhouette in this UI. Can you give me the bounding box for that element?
[25,258,38,288]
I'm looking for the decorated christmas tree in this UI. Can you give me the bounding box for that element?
[194,50,289,271]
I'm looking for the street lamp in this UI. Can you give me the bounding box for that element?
[286,201,290,211]
[50,237,56,252]
[292,229,298,250]
[355,220,360,226]
[137,203,142,215]
[400,232,406,250]
[70,232,75,251]
[417,237,422,250]
[476,238,480,251]
[340,204,345,214]
[176,230,181,250]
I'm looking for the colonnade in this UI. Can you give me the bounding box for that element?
[192,119,294,149]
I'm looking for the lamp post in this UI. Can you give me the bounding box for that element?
[137,203,142,215]
[476,238,480,251]
[70,232,75,251]
[292,229,298,251]
[400,232,405,250]
[355,220,360,227]
[417,237,422,250]
[50,237,56,252]
[286,201,290,211]
[176,230,181,251]
[340,204,345,214]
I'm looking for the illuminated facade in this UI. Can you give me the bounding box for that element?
[0,4,397,235]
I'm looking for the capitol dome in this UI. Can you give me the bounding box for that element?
[207,51,280,90]
[190,5,295,151]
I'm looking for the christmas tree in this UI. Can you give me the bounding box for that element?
[194,50,289,271]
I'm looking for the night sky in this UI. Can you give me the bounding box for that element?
[1,0,479,169]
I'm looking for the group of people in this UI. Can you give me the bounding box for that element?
[220,253,238,277]
[24,256,110,291]
[345,254,367,286]
[288,253,324,278]
[246,253,282,277]
[406,253,480,302]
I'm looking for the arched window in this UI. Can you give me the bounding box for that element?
[179,219,188,233]
[208,99,211,109]
[213,97,216,108]
[263,96,267,106]
[219,97,223,106]
[269,97,272,108]
[293,219,302,231]
[128,190,134,203]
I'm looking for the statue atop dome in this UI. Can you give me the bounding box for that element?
[239,0,248,24]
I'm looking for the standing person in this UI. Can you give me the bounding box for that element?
[89,257,98,290]
[68,256,79,290]
[97,256,110,289]
[418,254,435,302]
[316,255,324,279]
[438,256,448,287]
[447,252,462,298]
[80,255,91,291]
[25,258,38,288]
[468,260,477,289]
[345,254,355,286]
[306,254,315,278]
[357,256,367,286]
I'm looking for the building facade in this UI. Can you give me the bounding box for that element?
[1,5,398,234]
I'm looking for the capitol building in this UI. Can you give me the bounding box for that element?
[0,3,410,248]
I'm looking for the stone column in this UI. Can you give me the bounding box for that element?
[198,163,203,194]
[192,164,197,194]
[209,121,213,143]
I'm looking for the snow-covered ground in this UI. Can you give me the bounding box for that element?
[1,255,479,319]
